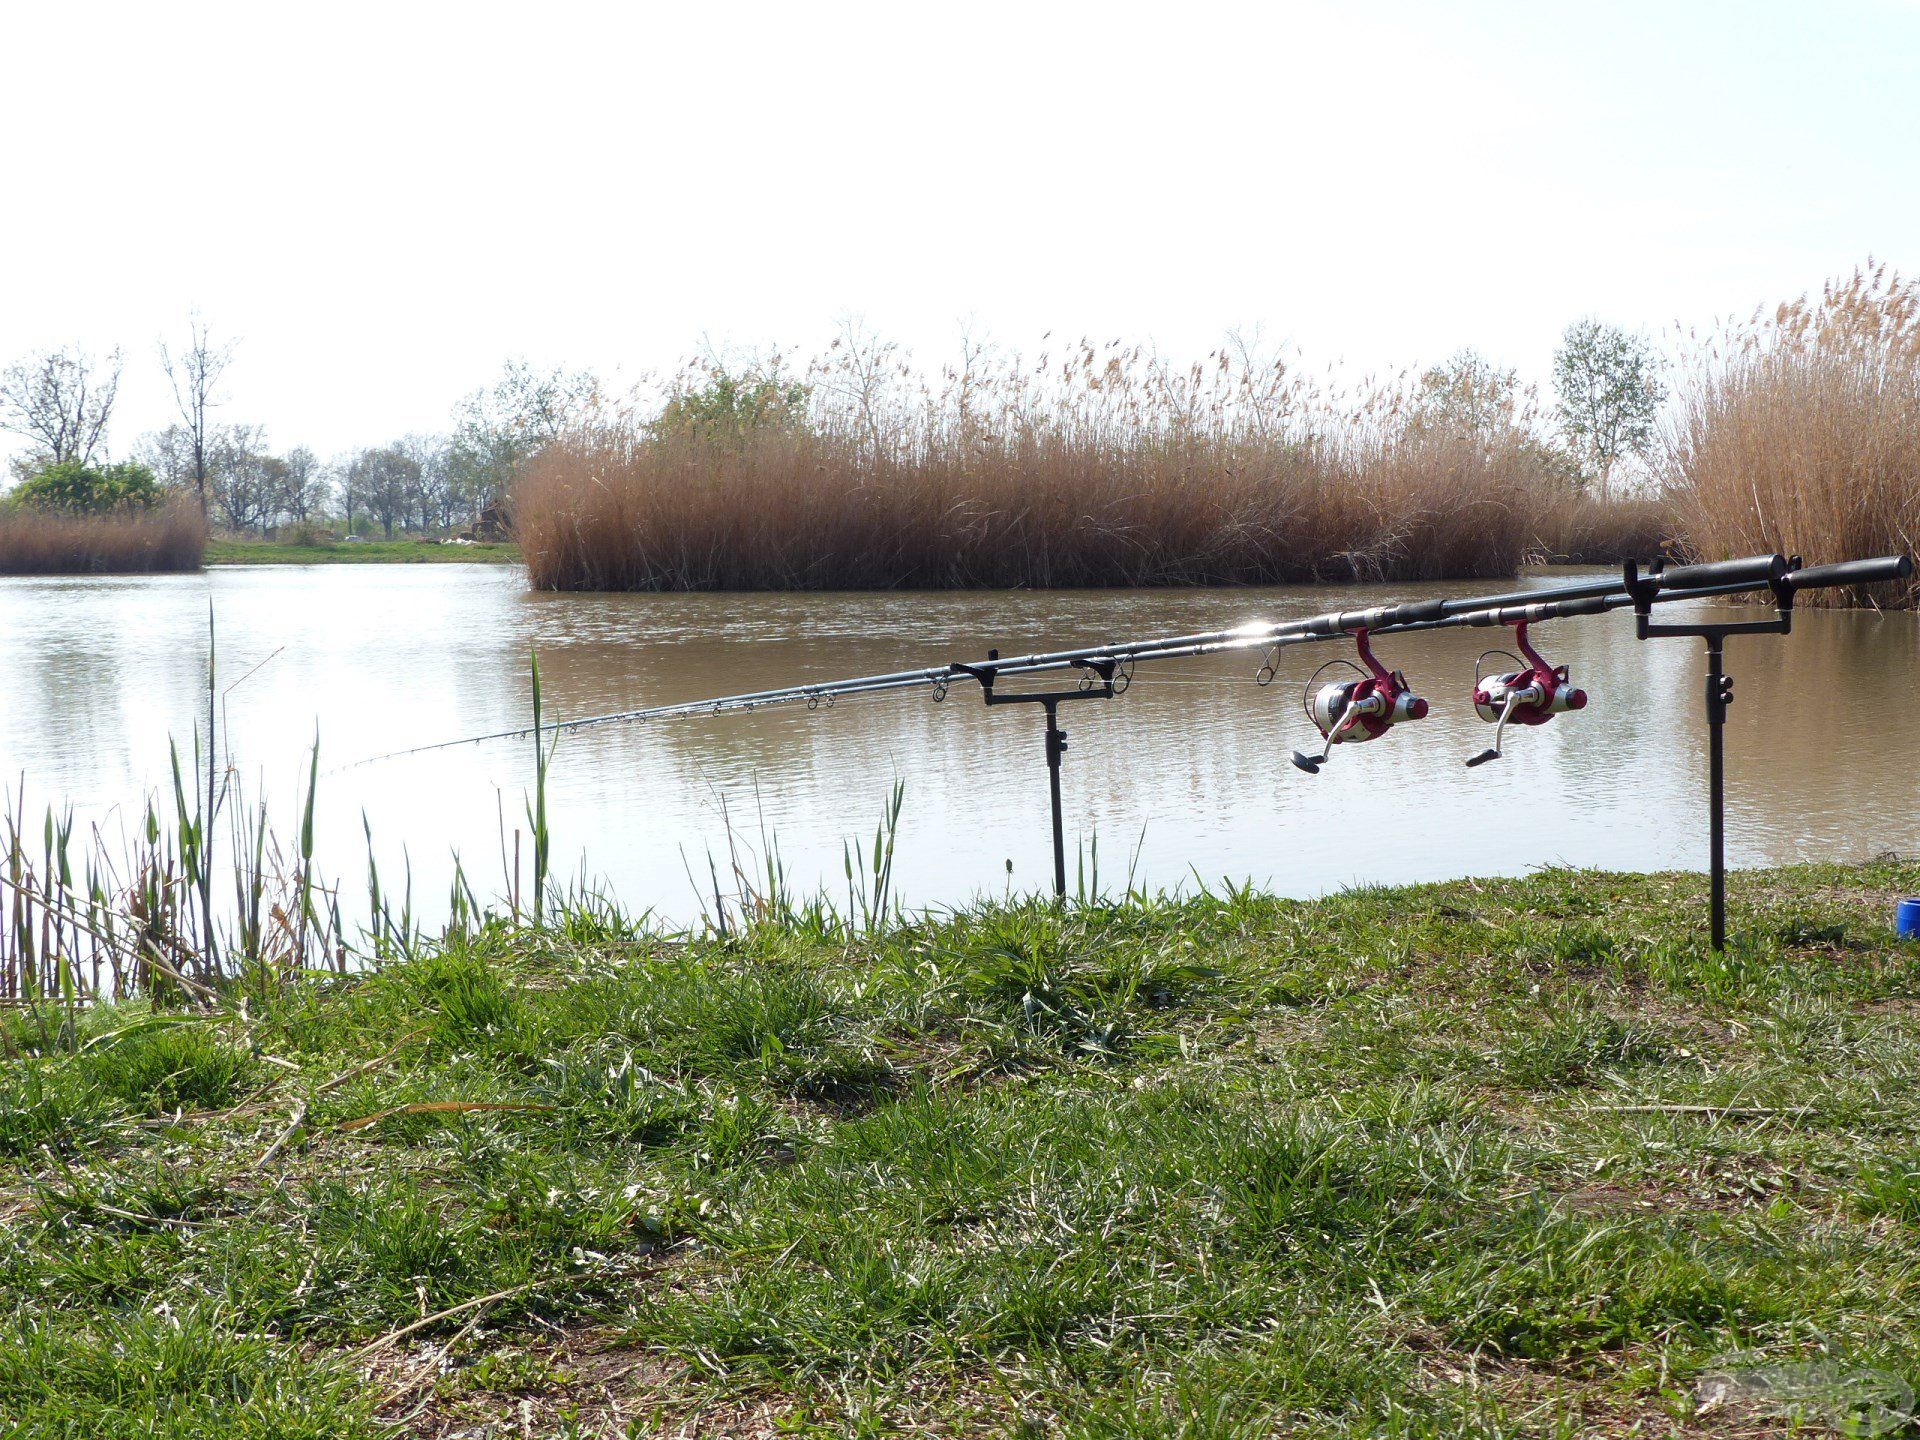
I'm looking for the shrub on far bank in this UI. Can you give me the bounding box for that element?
[1668,264,1920,608]
[10,459,164,515]
[1,457,204,574]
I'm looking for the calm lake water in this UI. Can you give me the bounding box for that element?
[2,564,1916,925]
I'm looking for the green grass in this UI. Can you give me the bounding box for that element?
[5,861,1920,1436]
[204,536,521,565]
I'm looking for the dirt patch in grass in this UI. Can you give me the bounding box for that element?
[366,1325,691,1438]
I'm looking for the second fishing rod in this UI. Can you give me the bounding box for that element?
[348,552,1891,768]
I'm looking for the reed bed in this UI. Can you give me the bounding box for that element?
[1668,264,1920,608]
[517,345,1558,591]
[1529,491,1678,565]
[0,499,205,575]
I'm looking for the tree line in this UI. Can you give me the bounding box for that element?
[1,315,1666,533]
[0,320,599,537]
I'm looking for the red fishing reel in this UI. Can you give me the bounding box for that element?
[1466,620,1587,767]
[1290,629,1429,774]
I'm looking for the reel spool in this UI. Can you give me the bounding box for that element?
[1289,629,1429,774]
[1466,620,1586,767]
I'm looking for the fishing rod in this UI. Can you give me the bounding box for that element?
[351,553,1888,764]
[351,550,1909,940]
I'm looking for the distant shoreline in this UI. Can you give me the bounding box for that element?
[203,537,521,566]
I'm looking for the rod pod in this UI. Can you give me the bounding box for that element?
[1625,552,1913,951]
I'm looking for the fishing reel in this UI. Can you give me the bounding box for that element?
[1466,620,1586,767]
[1290,629,1429,774]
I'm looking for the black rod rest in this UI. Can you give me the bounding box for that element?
[1624,554,1796,952]
[1622,552,1915,951]
[954,649,1117,900]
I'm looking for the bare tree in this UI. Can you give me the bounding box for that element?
[133,425,198,490]
[207,424,279,532]
[817,317,897,456]
[394,433,448,530]
[280,446,329,524]
[160,316,235,512]
[1413,350,1526,443]
[0,346,123,471]
[335,452,367,534]
[350,445,422,538]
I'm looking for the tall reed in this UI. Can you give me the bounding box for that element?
[1528,492,1678,565]
[0,499,206,574]
[1668,264,1920,608]
[6,623,352,1011]
[516,343,1558,591]
[1,749,350,1011]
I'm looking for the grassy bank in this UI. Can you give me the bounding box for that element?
[6,861,1920,1436]
[0,501,205,575]
[205,536,520,566]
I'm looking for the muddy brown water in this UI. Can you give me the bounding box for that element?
[2,564,1915,925]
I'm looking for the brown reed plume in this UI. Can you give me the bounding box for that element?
[1668,264,1920,608]
[515,339,1565,591]
[0,498,206,575]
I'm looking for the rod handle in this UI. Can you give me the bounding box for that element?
[1783,555,1913,591]
[1655,553,1787,591]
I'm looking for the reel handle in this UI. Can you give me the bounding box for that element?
[1464,688,1523,768]
[1291,695,1364,775]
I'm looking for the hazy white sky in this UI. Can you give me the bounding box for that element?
[2,0,1916,464]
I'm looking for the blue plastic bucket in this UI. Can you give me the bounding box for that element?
[1899,898,1920,940]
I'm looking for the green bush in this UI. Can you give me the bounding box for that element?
[652,367,809,443]
[10,460,165,515]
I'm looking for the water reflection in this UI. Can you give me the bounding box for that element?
[1,565,1915,924]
